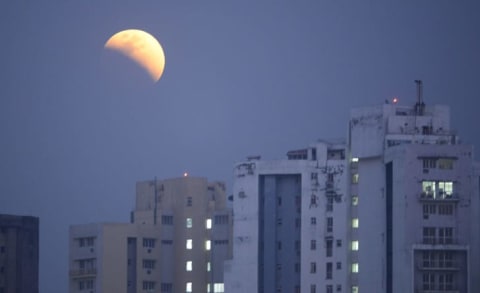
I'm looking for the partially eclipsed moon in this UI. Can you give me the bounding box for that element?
[104,29,165,82]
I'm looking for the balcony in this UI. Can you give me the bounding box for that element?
[419,192,459,202]
[417,261,460,271]
[69,268,97,278]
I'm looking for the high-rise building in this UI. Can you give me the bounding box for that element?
[348,94,480,293]
[224,141,349,293]
[225,84,480,293]
[0,214,39,293]
[69,176,232,293]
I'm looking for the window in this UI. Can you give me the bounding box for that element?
[422,181,454,199]
[422,251,435,268]
[207,262,211,271]
[351,157,359,163]
[423,227,436,244]
[352,195,358,206]
[326,239,333,257]
[186,196,192,206]
[277,241,282,250]
[295,218,301,228]
[438,204,454,215]
[310,262,317,273]
[310,284,316,293]
[186,218,193,228]
[205,240,211,251]
[214,240,229,245]
[352,173,359,184]
[161,283,173,292]
[311,217,317,225]
[336,285,342,292]
[310,194,318,207]
[295,262,300,273]
[352,218,359,228]
[186,261,192,271]
[277,196,282,206]
[206,218,212,229]
[326,262,332,279]
[327,217,333,233]
[351,241,359,251]
[143,259,155,269]
[422,273,435,290]
[438,227,454,244]
[213,283,224,293]
[161,215,173,225]
[351,263,359,273]
[423,158,436,169]
[143,281,155,290]
[327,285,333,293]
[352,286,359,293]
[336,239,342,247]
[186,282,192,292]
[186,239,192,249]
[214,215,228,225]
[423,204,436,218]
[143,238,156,248]
[311,240,316,250]
[327,197,333,212]
[78,237,95,247]
[161,239,173,245]
[438,158,454,169]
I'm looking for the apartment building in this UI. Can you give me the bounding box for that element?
[0,214,39,293]
[348,93,480,293]
[69,176,232,293]
[224,141,349,293]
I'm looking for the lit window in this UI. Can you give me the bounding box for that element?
[352,196,358,206]
[186,261,192,271]
[352,218,359,228]
[186,282,192,292]
[352,286,359,293]
[206,218,212,229]
[207,262,211,272]
[186,218,193,228]
[352,174,359,184]
[351,241,359,251]
[351,157,359,162]
[214,283,224,293]
[205,240,211,251]
[186,239,192,250]
[207,284,211,292]
[352,263,359,273]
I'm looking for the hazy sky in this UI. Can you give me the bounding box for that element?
[1,1,479,292]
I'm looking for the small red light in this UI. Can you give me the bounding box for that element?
[392,97,398,104]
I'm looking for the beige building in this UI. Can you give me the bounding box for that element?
[69,176,232,293]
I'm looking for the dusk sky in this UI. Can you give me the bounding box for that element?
[1,1,479,292]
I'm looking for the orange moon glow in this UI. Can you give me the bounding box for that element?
[104,29,165,82]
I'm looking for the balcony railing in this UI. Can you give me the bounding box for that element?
[419,192,459,202]
[417,261,459,271]
[421,238,460,245]
[69,268,97,277]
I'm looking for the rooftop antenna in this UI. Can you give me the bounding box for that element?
[414,80,425,115]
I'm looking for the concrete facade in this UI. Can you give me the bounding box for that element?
[0,214,39,293]
[226,99,480,293]
[225,141,349,293]
[348,102,480,293]
[69,176,232,293]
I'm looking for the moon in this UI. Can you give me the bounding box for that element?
[104,29,165,82]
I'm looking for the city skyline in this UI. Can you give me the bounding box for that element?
[1,2,480,292]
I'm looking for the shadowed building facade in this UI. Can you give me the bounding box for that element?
[69,176,232,293]
[0,214,39,293]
